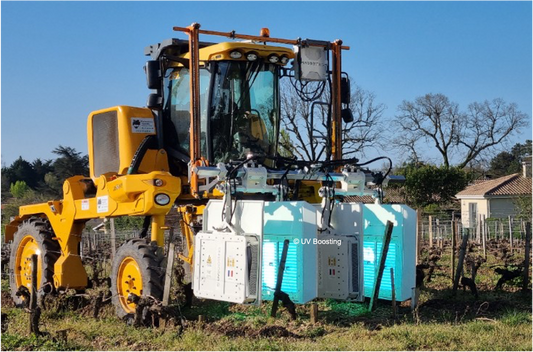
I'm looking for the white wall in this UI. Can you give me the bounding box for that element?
[460,198,489,228]
[460,195,531,227]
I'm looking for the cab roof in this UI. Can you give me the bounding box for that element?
[145,38,294,66]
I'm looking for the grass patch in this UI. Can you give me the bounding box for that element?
[1,279,10,292]
[1,242,531,350]
[1,333,82,351]
[500,308,532,327]
[323,299,370,317]
[1,302,531,351]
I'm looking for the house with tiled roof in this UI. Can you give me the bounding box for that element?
[455,158,532,228]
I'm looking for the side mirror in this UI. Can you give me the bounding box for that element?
[340,77,351,105]
[341,108,354,123]
[147,93,163,110]
[145,60,161,90]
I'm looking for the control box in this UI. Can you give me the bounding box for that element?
[193,231,260,304]
[316,203,364,301]
[293,45,328,81]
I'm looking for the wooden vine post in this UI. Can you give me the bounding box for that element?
[451,220,456,282]
[523,223,531,292]
[428,216,433,247]
[453,229,469,294]
[29,254,41,335]
[369,221,394,312]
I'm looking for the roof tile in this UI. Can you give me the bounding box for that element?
[456,173,532,197]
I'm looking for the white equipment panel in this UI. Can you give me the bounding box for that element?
[193,231,260,304]
[317,234,362,301]
[316,203,365,301]
[293,45,328,81]
[193,200,265,304]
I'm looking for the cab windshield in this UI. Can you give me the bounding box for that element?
[209,61,279,163]
[165,61,279,164]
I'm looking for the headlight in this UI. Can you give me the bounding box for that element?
[229,50,242,59]
[246,52,258,61]
[153,178,164,187]
[280,55,289,65]
[154,193,171,206]
[268,54,279,64]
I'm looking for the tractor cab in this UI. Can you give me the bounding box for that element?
[143,25,349,199]
[145,38,294,173]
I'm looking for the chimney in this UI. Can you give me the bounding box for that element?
[522,156,532,178]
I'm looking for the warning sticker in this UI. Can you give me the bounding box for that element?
[81,199,89,211]
[131,118,155,134]
[97,196,109,213]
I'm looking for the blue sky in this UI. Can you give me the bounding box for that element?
[1,1,531,167]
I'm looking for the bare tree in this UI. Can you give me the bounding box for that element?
[459,99,529,168]
[392,93,528,168]
[279,78,385,162]
[279,81,318,161]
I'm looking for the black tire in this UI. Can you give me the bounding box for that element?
[9,217,60,307]
[110,238,165,320]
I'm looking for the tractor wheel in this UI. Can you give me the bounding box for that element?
[9,217,60,307]
[110,239,165,321]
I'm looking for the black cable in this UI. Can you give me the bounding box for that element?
[357,156,392,168]
[326,173,335,228]
[318,172,335,230]
[357,156,393,180]
[289,75,327,102]
[127,135,157,175]
[138,216,151,238]
[321,157,360,169]
[278,166,292,201]
[222,155,260,225]
[226,155,259,180]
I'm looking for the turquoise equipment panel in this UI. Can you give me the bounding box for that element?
[362,204,416,301]
[262,201,318,304]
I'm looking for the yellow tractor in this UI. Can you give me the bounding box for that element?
[6,23,414,321]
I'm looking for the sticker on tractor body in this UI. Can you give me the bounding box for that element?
[131,118,155,134]
[97,196,109,213]
[81,199,90,211]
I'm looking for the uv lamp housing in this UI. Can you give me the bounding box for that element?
[362,204,416,301]
[262,201,318,304]
[87,106,169,182]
